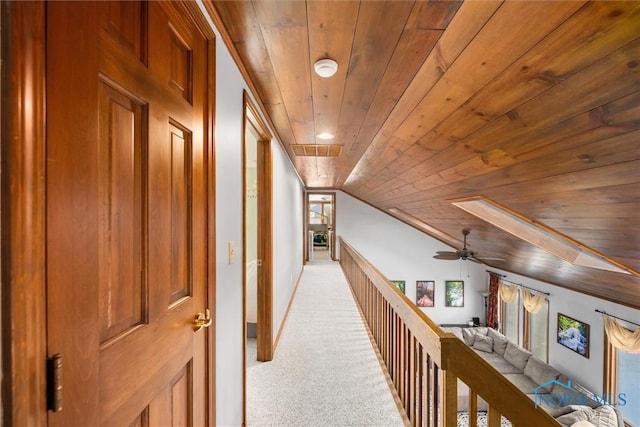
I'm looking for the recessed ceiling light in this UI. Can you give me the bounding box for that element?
[316,132,334,140]
[318,174,329,178]
[314,58,338,78]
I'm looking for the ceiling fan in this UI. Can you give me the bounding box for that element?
[433,229,505,263]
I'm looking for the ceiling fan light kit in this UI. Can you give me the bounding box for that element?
[314,58,338,78]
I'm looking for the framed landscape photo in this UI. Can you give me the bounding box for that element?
[391,280,405,294]
[445,280,464,307]
[557,313,590,358]
[416,280,435,307]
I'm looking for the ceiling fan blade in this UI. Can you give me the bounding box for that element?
[433,252,460,260]
[474,256,506,261]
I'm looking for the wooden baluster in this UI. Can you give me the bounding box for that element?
[487,406,501,427]
[469,388,478,427]
[443,369,458,427]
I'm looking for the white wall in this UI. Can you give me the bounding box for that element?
[272,147,304,334]
[335,190,639,396]
[214,37,245,425]
[210,13,304,426]
[336,191,489,325]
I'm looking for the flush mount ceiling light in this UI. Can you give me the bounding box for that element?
[314,58,338,78]
[450,195,635,275]
[316,132,334,140]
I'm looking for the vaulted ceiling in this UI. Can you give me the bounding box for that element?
[204,1,640,309]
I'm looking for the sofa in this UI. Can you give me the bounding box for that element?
[441,326,623,427]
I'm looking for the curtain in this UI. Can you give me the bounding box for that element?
[499,282,518,303]
[487,273,500,329]
[522,290,545,314]
[603,316,640,353]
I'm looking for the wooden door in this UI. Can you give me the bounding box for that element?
[46,2,212,425]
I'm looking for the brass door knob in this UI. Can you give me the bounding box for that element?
[193,308,212,332]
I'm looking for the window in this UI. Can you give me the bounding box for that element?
[523,299,549,362]
[605,336,640,426]
[500,294,520,344]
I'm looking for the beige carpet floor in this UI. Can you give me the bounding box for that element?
[247,260,405,427]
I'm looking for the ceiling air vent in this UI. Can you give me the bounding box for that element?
[291,144,342,157]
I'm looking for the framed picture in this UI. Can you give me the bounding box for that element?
[445,280,464,307]
[557,313,590,358]
[416,280,435,307]
[390,280,405,294]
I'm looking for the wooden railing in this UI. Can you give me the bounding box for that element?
[339,239,560,427]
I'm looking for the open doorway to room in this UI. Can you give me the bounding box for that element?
[305,193,336,262]
[243,91,274,424]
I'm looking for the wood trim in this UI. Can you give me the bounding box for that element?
[602,333,617,398]
[306,191,337,261]
[272,268,303,351]
[523,309,531,350]
[242,90,273,367]
[205,32,217,427]
[257,129,273,362]
[1,2,48,425]
[181,0,215,40]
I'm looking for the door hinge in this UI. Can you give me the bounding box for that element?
[46,354,63,412]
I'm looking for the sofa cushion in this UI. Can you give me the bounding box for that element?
[555,406,593,426]
[552,405,591,418]
[528,393,561,413]
[484,354,523,374]
[590,405,618,427]
[462,328,476,345]
[571,421,596,427]
[504,373,539,392]
[551,375,599,408]
[504,342,532,371]
[487,328,508,356]
[473,334,494,353]
[474,327,489,336]
[524,355,561,393]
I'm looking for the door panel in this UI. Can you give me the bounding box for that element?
[46,2,210,425]
[97,78,147,345]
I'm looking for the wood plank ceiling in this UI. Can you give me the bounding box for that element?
[206,1,640,309]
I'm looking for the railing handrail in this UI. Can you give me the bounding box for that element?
[340,238,560,427]
[340,239,446,364]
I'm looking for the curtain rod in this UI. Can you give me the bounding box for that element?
[486,270,550,296]
[595,309,640,328]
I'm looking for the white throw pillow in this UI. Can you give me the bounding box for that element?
[504,342,532,371]
[472,334,494,353]
[462,328,476,346]
[487,328,508,356]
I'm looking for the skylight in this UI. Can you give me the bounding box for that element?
[450,196,634,276]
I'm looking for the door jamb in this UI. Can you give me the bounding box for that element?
[305,192,337,262]
[1,2,48,425]
[242,90,274,423]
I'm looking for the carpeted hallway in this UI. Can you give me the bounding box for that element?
[247,260,405,427]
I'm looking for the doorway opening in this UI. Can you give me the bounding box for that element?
[243,92,273,424]
[306,193,335,262]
